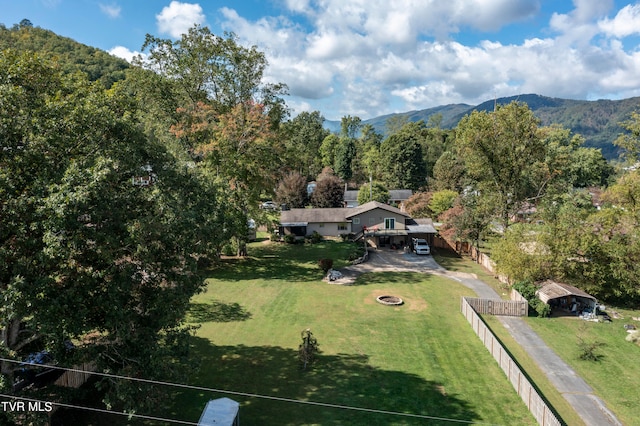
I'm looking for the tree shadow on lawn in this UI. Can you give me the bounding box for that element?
[206,241,359,283]
[167,337,481,426]
[187,301,252,323]
[352,271,440,286]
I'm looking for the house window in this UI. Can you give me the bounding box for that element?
[338,223,347,231]
[353,218,360,225]
[384,218,395,229]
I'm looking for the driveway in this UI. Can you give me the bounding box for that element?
[333,248,623,426]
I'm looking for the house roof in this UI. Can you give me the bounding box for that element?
[406,218,437,234]
[345,201,411,218]
[344,189,413,202]
[280,207,349,224]
[535,280,597,304]
[280,202,411,225]
[389,189,413,200]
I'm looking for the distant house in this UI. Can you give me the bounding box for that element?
[279,201,436,247]
[344,189,413,209]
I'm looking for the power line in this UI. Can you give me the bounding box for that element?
[0,393,197,425]
[0,356,501,425]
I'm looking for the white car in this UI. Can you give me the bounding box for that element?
[412,238,431,255]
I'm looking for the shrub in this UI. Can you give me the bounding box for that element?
[513,280,550,317]
[298,329,320,370]
[318,258,333,273]
[284,234,296,244]
[309,231,323,244]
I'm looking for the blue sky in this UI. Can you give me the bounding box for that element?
[3,1,640,120]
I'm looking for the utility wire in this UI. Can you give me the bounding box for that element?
[0,356,501,425]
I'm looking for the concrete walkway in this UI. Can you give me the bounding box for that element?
[334,249,623,426]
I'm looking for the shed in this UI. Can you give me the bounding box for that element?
[535,280,597,314]
[198,398,239,426]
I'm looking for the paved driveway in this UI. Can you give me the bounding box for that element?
[333,248,623,426]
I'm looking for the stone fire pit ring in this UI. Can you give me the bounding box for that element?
[376,295,404,306]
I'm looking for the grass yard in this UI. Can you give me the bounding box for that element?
[525,315,640,426]
[434,249,640,426]
[160,241,536,425]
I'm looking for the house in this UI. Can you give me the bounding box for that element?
[279,201,436,248]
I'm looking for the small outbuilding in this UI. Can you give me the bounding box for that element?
[535,280,598,317]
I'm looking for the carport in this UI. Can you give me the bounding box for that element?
[535,280,597,316]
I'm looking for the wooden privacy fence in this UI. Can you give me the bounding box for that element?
[54,362,96,388]
[461,297,561,426]
[465,297,528,316]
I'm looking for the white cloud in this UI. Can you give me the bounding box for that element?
[109,46,145,63]
[214,0,640,119]
[599,4,640,38]
[99,3,121,19]
[156,1,206,38]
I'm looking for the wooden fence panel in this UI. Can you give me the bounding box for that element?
[465,297,528,317]
[54,362,96,388]
[461,297,562,426]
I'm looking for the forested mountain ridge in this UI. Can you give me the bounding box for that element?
[328,94,640,159]
[0,21,129,88]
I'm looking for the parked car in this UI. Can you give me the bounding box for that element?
[412,238,431,255]
[260,201,278,210]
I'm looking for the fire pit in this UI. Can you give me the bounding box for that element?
[376,295,404,306]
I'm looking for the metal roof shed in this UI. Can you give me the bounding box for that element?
[198,398,239,426]
[535,280,597,307]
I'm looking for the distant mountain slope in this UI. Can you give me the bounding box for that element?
[327,94,640,159]
[0,22,129,88]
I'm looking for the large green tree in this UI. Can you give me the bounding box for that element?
[380,122,428,190]
[455,101,546,229]
[140,25,288,256]
[282,111,329,178]
[0,50,216,417]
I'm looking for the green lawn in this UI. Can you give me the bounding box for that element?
[162,241,536,425]
[525,315,640,426]
[435,250,640,426]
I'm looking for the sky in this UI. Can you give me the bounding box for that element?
[3,0,640,120]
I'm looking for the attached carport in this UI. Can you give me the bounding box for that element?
[535,280,597,316]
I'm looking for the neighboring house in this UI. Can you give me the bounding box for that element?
[344,189,413,209]
[279,201,436,248]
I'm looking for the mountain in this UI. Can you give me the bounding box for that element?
[326,94,640,159]
[0,22,129,88]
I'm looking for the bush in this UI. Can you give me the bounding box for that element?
[513,280,550,317]
[308,231,323,244]
[318,258,333,273]
[284,234,296,244]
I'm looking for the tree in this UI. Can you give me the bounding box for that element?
[141,25,288,256]
[404,192,434,218]
[282,111,328,178]
[380,122,428,190]
[298,329,320,370]
[357,181,390,205]
[319,133,339,169]
[275,171,309,208]
[311,168,344,208]
[429,190,458,217]
[455,101,546,229]
[614,110,640,164]
[334,136,356,181]
[432,150,465,191]
[0,50,213,416]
